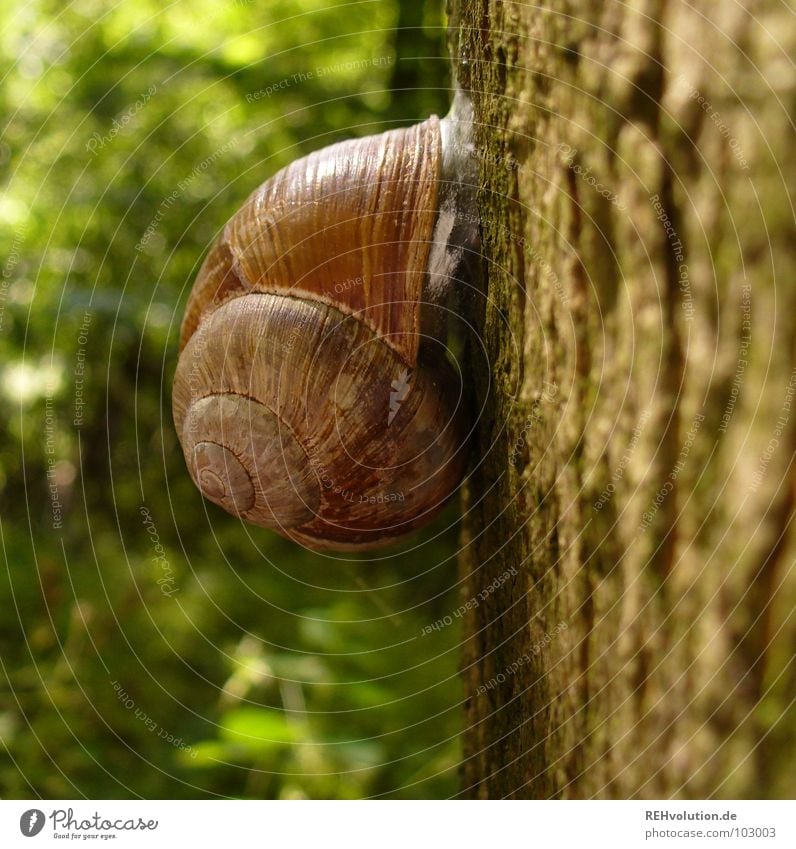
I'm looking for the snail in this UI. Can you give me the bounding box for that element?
[172,93,478,551]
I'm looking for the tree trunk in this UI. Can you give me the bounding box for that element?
[450,0,795,799]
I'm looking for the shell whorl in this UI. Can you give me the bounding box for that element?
[173,115,470,551]
[179,116,441,365]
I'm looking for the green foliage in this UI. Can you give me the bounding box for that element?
[0,0,461,798]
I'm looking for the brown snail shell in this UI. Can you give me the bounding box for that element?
[173,115,471,551]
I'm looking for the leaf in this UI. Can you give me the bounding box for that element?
[220,707,300,750]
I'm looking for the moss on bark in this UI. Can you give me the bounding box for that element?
[450,0,795,798]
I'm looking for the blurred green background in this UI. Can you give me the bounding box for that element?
[0,0,465,798]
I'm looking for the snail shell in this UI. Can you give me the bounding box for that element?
[173,114,472,551]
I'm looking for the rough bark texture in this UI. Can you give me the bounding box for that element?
[451,0,795,798]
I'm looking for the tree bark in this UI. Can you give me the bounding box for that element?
[450,0,795,798]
